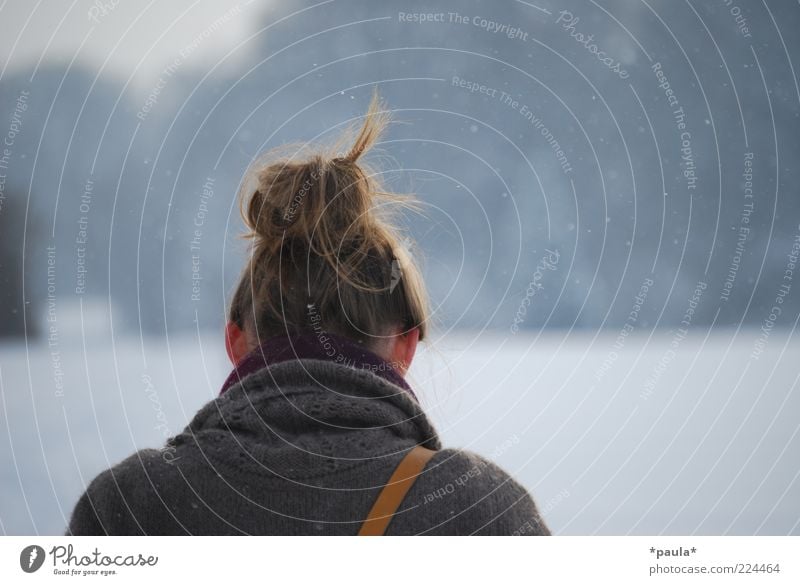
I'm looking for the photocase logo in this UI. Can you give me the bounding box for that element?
[20,545,45,573]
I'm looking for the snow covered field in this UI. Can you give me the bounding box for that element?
[1,327,798,535]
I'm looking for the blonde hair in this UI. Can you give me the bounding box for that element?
[229,91,429,348]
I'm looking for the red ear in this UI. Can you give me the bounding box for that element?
[390,326,419,376]
[225,322,249,365]
[401,326,420,374]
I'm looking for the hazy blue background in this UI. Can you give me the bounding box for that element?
[0,0,798,535]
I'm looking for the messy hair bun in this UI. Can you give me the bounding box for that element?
[229,91,429,347]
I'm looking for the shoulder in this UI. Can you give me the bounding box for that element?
[66,448,186,535]
[391,448,551,535]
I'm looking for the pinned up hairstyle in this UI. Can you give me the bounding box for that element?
[229,91,429,348]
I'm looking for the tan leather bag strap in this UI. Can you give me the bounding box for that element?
[358,446,436,536]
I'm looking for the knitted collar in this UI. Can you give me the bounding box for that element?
[219,330,417,402]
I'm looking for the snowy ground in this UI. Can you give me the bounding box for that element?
[1,326,798,535]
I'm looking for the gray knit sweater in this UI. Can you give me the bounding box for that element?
[66,359,551,535]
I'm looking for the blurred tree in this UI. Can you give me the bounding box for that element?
[0,193,31,337]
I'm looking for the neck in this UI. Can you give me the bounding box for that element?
[219,329,416,401]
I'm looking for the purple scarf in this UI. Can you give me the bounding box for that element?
[219,330,417,402]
